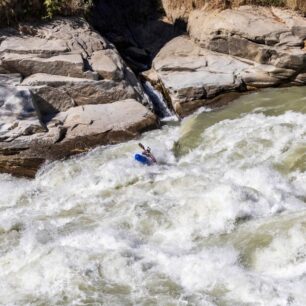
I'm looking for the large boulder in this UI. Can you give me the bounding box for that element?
[0,96,157,177]
[22,73,143,109]
[0,18,157,177]
[160,0,306,22]
[144,6,306,116]
[59,99,157,151]
[188,6,306,70]
[90,49,125,81]
[0,17,149,108]
[148,36,300,116]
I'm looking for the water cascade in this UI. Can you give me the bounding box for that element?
[143,81,174,119]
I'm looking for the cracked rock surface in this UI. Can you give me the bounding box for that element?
[0,18,157,177]
[145,6,306,116]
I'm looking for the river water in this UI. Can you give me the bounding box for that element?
[0,87,305,306]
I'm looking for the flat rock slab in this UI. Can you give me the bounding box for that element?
[62,99,157,142]
[22,73,141,108]
[0,37,69,55]
[1,53,85,78]
[0,99,157,177]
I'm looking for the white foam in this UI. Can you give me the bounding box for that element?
[0,92,305,305]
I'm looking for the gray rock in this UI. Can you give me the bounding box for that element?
[90,49,124,81]
[150,35,302,116]
[30,85,75,115]
[0,37,69,56]
[0,17,149,108]
[1,53,85,78]
[62,99,157,144]
[151,37,248,115]
[241,65,297,88]
[0,99,157,177]
[271,7,306,40]
[293,72,306,84]
[0,75,45,143]
[0,18,153,177]
[22,73,141,106]
[188,6,306,70]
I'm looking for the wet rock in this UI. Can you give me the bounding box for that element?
[0,74,44,143]
[60,99,157,150]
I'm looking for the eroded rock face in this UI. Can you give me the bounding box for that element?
[147,6,306,116]
[22,73,142,107]
[160,0,306,22]
[0,18,157,177]
[0,17,149,109]
[188,6,306,67]
[0,87,157,177]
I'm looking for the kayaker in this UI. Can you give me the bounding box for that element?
[138,143,157,164]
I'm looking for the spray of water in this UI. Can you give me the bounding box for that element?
[0,87,305,305]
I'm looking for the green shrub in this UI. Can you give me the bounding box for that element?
[44,0,62,19]
[0,0,93,26]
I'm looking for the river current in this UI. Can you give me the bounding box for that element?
[0,87,305,305]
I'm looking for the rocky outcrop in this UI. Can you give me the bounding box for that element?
[161,0,306,22]
[0,18,157,177]
[0,75,157,177]
[23,74,141,109]
[145,6,306,116]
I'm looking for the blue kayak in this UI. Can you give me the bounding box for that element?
[134,154,152,166]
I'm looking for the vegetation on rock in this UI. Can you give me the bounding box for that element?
[0,0,92,26]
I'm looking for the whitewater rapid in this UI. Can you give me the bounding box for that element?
[0,87,305,305]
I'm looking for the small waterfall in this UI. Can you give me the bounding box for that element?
[143,81,174,119]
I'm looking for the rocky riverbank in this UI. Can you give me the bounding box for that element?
[0,3,305,177]
[144,6,306,116]
[0,18,157,177]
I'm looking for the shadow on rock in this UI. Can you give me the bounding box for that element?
[91,0,186,72]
